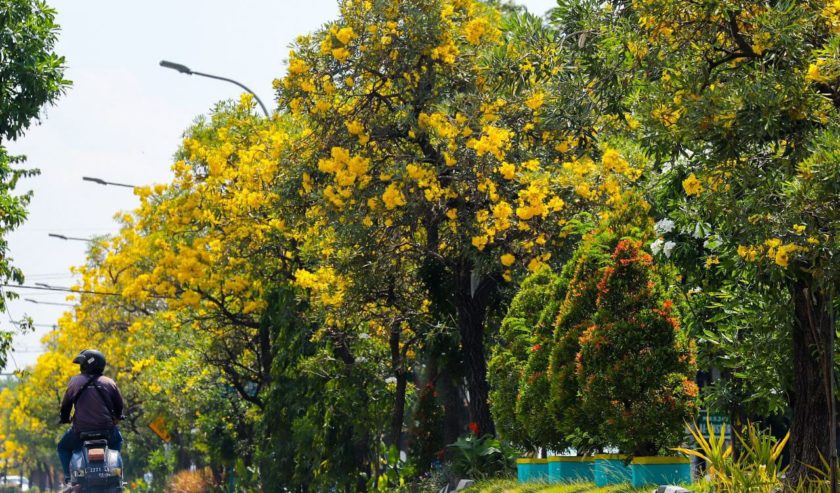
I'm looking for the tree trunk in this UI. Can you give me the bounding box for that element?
[787,275,834,484]
[388,320,408,448]
[455,263,496,436]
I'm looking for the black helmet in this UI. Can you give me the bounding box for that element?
[72,349,106,375]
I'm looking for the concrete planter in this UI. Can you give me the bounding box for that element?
[594,454,631,486]
[630,456,692,488]
[516,458,549,483]
[547,456,595,483]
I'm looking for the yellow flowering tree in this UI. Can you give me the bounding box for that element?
[277,0,641,436]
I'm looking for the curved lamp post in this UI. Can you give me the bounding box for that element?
[82,176,137,189]
[159,60,270,117]
[48,233,93,242]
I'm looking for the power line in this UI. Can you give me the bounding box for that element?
[2,283,118,297]
[1,283,176,300]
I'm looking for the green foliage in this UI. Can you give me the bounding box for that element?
[369,444,415,492]
[679,420,789,493]
[0,0,69,141]
[447,434,518,480]
[0,0,68,369]
[593,0,840,478]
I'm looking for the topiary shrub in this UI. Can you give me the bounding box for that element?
[547,234,613,454]
[489,266,565,452]
[576,239,697,456]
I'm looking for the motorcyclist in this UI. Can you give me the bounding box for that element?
[57,349,125,486]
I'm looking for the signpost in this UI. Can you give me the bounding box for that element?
[148,415,171,442]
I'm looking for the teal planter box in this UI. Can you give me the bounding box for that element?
[630,457,692,487]
[594,455,631,486]
[516,458,548,483]
[548,456,594,483]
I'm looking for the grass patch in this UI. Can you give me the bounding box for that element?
[466,479,655,493]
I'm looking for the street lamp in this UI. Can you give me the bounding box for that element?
[24,298,74,307]
[48,233,93,242]
[159,60,270,118]
[82,176,137,189]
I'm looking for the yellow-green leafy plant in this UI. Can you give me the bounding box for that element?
[677,419,789,492]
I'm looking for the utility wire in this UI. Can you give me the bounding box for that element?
[0,283,176,300]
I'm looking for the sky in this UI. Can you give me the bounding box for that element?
[3,0,559,372]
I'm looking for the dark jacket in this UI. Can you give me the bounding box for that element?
[60,373,124,432]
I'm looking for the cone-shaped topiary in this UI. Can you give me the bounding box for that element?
[489,267,565,451]
[577,239,697,456]
[547,235,613,454]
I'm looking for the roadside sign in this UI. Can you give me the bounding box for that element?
[695,410,731,440]
[148,415,171,442]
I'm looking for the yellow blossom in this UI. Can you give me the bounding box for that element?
[525,92,545,111]
[471,235,489,251]
[335,26,356,45]
[527,257,544,272]
[381,183,406,209]
[498,162,516,180]
[331,47,351,63]
[682,173,703,196]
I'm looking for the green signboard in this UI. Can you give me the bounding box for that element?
[694,410,731,440]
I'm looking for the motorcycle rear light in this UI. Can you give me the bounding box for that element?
[88,448,106,461]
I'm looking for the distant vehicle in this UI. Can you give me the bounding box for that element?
[0,475,30,491]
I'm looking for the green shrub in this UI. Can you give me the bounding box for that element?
[489,267,565,451]
[547,236,613,454]
[447,434,518,480]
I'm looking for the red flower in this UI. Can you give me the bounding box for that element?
[531,343,542,352]
[469,421,480,435]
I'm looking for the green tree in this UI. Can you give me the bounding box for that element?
[592,0,840,480]
[0,0,69,368]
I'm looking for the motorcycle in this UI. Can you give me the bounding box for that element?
[65,430,124,493]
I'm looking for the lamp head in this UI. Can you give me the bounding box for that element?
[160,60,192,75]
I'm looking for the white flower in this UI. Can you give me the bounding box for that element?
[651,238,664,255]
[358,333,370,340]
[654,218,675,235]
[688,286,702,294]
[663,241,677,258]
[385,376,397,385]
[355,357,368,364]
